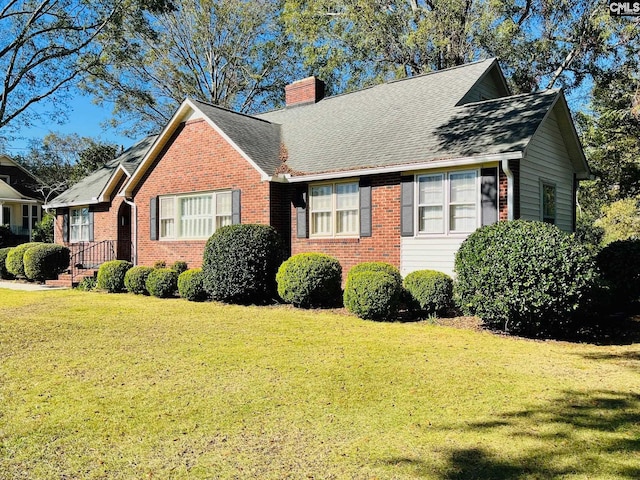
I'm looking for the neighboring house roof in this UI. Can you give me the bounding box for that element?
[0,154,44,200]
[45,135,156,208]
[256,59,587,178]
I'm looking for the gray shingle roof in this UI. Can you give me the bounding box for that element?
[191,100,281,176]
[256,59,557,175]
[46,135,156,208]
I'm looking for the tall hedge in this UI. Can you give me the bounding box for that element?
[202,224,283,304]
[23,244,70,281]
[454,220,597,336]
[5,242,43,278]
[276,253,342,308]
[96,260,133,293]
[0,247,14,279]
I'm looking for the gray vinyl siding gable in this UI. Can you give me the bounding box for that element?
[520,109,574,231]
[459,69,507,104]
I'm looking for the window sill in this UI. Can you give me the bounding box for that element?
[305,237,361,244]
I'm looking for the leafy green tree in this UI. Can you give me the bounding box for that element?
[84,0,301,134]
[594,198,640,246]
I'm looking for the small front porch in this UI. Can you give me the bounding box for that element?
[0,199,42,243]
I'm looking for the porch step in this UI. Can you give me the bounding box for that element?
[45,269,97,288]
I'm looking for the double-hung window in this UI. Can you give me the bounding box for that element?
[417,170,478,235]
[310,181,359,237]
[70,207,90,242]
[159,191,231,239]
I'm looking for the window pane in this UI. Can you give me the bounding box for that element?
[419,175,443,205]
[450,172,476,203]
[543,184,556,220]
[336,210,358,234]
[311,212,332,235]
[161,219,174,238]
[179,195,213,238]
[311,186,332,211]
[419,206,443,233]
[336,183,358,209]
[450,204,476,232]
[217,192,232,215]
[216,215,232,229]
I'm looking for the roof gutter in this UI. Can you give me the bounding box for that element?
[279,151,523,183]
[501,158,515,221]
[43,198,101,209]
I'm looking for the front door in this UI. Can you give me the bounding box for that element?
[117,202,132,261]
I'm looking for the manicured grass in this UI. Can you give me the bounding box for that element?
[1,289,639,479]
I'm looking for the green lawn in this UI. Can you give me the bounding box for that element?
[0,289,638,479]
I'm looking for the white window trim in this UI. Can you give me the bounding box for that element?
[309,180,360,238]
[70,207,90,243]
[415,169,481,237]
[159,190,232,240]
[540,180,557,225]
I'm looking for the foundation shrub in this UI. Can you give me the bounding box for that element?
[202,224,283,304]
[146,268,178,298]
[96,260,133,293]
[346,262,402,286]
[124,266,154,295]
[276,253,342,308]
[344,270,402,321]
[23,243,70,281]
[454,220,597,336]
[178,268,207,302]
[171,260,188,275]
[0,247,14,279]
[404,270,453,317]
[5,242,43,278]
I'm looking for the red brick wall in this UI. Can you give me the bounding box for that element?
[290,173,401,281]
[133,119,272,268]
[499,160,519,221]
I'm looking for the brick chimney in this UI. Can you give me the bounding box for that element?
[285,76,325,107]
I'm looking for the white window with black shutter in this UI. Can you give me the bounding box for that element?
[308,181,359,238]
[152,189,239,240]
[69,207,93,243]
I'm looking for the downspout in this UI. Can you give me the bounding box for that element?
[123,198,137,265]
[501,159,514,221]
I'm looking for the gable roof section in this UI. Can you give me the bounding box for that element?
[256,58,520,176]
[122,99,281,197]
[45,135,156,209]
[0,154,44,200]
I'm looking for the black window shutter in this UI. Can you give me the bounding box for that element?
[400,176,414,237]
[88,210,95,242]
[480,168,498,226]
[150,197,158,240]
[359,179,372,237]
[62,210,69,243]
[296,188,307,238]
[231,189,241,225]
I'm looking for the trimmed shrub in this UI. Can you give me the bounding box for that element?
[178,268,207,302]
[344,270,403,320]
[96,260,133,293]
[404,270,453,317]
[146,268,178,298]
[345,262,402,286]
[202,224,283,304]
[276,253,342,308]
[124,266,154,295]
[0,247,14,279]
[5,242,43,278]
[76,276,97,291]
[596,239,640,309]
[171,260,188,275]
[153,260,167,269]
[23,244,70,281]
[454,220,597,336]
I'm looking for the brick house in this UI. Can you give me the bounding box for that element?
[46,58,590,281]
[0,155,43,242]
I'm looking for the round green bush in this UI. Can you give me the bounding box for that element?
[404,270,453,317]
[276,253,342,308]
[96,260,133,293]
[202,224,283,304]
[343,270,403,320]
[0,247,15,279]
[5,242,43,278]
[596,239,640,308]
[171,260,188,274]
[124,266,154,295]
[346,261,402,286]
[146,268,178,298]
[23,243,70,281]
[178,268,207,302]
[454,220,597,336]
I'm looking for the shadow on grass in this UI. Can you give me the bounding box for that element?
[382,390,640,479]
